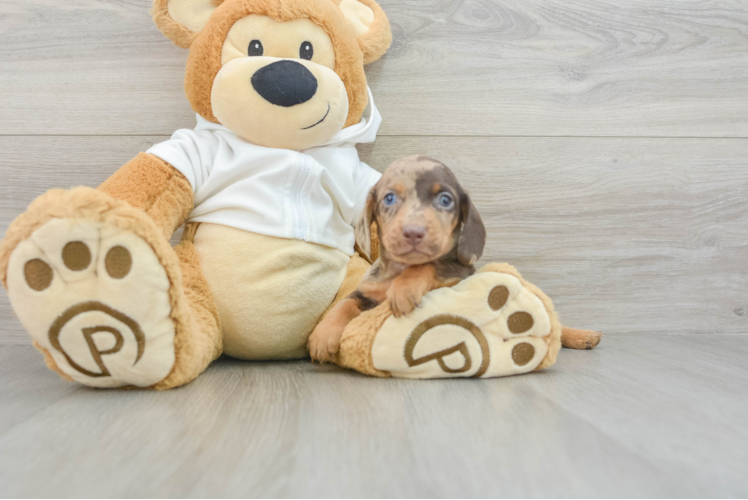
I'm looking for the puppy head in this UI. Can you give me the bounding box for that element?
[356,155,486,266]
[152,0,391,150]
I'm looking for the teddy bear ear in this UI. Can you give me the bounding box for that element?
[337,0,392,64]
[151,0,223,49]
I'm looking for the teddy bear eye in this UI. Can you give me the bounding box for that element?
[248,39,263,57]
[299,41,314,60]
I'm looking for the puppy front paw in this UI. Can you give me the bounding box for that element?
[386,265,436,318]
[387,285,424,318]
[308,322,343,363]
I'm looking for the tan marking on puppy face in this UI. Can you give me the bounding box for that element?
[212,15,348,150]
[374,157,463,265]
[391,182,406,196]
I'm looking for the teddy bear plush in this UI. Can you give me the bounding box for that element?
[0,0,392,389]
[0,0,600,389]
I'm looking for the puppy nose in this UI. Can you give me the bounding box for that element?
[251,60,318,107]
[402,225,426,244]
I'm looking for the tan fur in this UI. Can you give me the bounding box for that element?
[32,341,73,382]
[321,252,371,315]
[355,222,380,264]
[152,0,200,49]
[560,326,602,350]
[0,188,220,389]
[327,0,390,63]
[387,264,436,317]
[357,276,390,304]
[353,194,376,260]
[183,0,377,128]
[350,0,391,64]
[369,225,379,261]
[328,298,362,330]
[309,297,362,361]
[336,301,391,377]
[381,201,454,264]
[98,153,194,239]
[153,237,223,389]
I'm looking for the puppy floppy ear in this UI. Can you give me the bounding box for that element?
[151,0,222,48]
[354,189,377,262]
[337,0,392,64]
[457,193,486,266]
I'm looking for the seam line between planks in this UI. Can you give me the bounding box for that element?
[0,134,747,139]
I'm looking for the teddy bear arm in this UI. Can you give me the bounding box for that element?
[98,152,194,240]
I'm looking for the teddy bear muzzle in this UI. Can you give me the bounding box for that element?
[211,56,350,151]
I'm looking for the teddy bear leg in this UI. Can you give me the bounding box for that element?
[337,263,563,379]
[0,188,219,389]
[151,231,222,389]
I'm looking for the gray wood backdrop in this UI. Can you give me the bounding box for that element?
[1,0,746,343]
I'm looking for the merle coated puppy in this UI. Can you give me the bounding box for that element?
[309,155,485,362]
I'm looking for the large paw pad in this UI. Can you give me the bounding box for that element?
[370,270,556,378]
[6,218,176,387]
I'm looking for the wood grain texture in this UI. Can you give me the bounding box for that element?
[0,0,747,136]
[2,135,747,344]
[1,335,747,497]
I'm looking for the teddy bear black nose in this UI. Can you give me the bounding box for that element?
[251,60,318,107]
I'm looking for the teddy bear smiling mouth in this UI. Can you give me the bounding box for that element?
[301,103,331,130]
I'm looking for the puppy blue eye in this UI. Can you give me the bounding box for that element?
[383,193,397,205]
[438,193,454,208]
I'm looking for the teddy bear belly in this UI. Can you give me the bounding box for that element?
[193,223,349,360]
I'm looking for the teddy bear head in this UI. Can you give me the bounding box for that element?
[152,0,391,150]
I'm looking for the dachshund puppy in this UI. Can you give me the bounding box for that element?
[308,155,485,363]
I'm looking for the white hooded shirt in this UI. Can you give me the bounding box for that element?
[146,89,382,256]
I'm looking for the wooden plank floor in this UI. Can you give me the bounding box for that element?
[1,0,747,497]
[2,335,748,497]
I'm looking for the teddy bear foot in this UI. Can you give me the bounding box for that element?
[337,263,562,379]
[5,217,176,387]
[1,188,183,388]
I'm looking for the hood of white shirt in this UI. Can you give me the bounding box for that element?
[193,87,381,150]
